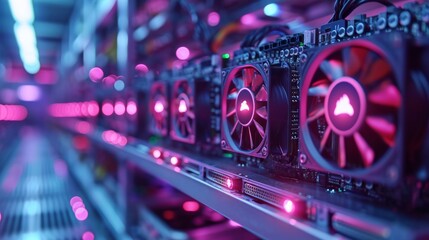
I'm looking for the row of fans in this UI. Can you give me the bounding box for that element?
[145,30,428,187]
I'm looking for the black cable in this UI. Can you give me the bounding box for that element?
[328,0,347,22]
[338,0,394,20]
[240,24,291,49]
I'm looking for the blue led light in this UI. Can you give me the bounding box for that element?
[264,3,280,17]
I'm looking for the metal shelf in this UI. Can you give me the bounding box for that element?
[55,119,429,240]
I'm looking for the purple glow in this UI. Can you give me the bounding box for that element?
[229,220,241,227]
[102,102,114,116]
[283,199,295,214]
[17,85,41,102]
[54,159,68,177]
[72,201,85,212]
[89,67,104,82]
[207,12,220,26]
[176,47,190,60]
[82,231,95,240]
[88,101,100,116]
[75,207,88,221]
[127,101,137,115]
[114,101,126,116]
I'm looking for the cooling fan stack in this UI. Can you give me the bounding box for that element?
[149,82,169,136]
[221,63,291,159]
[299,33,429,185]
[170,79,196,143]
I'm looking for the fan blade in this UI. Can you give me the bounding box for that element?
[320,60,344,81]
[243,68,255,87]
[180,121,186,136]
[185,119,193,134]
[360,56,391,86]
[319,126,331,151]
[248,126,254,149]
[255,85,268,102]
[230,120,239,136]
[239,126,244,148]
[232,77,243,90]
[227,108,236,118]
[338,135,346,168]
[366,116,396,147]
[307,106,325,123]
[256,106,267,120]
[368,81,401,108]
[353,132,375,167]
[308,84,329,96]
[187,111,195,119]
[252,72,264,92]
[254,119,266,139]
[344,46,367,77]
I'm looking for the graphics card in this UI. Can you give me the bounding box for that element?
[148,73,170,137]
[170,55,221,151]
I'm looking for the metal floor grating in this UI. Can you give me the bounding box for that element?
[0,127,109,240]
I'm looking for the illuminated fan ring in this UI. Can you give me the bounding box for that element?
[300,38,402,177]
[324,76,367,136]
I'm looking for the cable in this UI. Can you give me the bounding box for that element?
[338,0,394,20]
[328,0,346,22]
[240,24,291,49]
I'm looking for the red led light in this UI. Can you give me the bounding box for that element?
[334,94,354,116]
[182,201,200,212]
[226,178,233,189]
[170,156,179,165]
[154,101,164,113]
[178,99,187,113]
[239,100,250,112]
[153,149,162,159]
[283,199,295,214]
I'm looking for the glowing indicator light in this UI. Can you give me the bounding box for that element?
[153,149,162,159]
[114,101,126,116]
[222,53,230,59]
[241,13,256,25]
[72,201,85,212]
[239,100,250,112]
[176,46,190,60]
[334,94,354,117]
[264,3,280,17]
[70,196,83,207]
[182,201,200,212]
[127,101,137,115]
[154,101,164,113]
[75,207,88,221]
[102,102,114,116]
[135,64,149,74]
[226,178,233,189]
[170,156,179,165]
[207,11,220,26]
[82,231,95,240]
[283,199,294,214]
[178,99,187,113]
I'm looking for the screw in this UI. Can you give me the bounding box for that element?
[261,147,268,156]
[263,63,269,72]
[299,153,307,164]
[221,71,226,77]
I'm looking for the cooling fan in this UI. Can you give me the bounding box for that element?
[300,36,406,185]
[149,82,168,136]
[221,63,290,158]
[170,79,196,143]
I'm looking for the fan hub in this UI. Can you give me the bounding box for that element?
[236,88,255,126]
[176,93,190,120]
[325,77,366,136]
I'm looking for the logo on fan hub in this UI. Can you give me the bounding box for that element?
[236,88,255,126]
[178,99,188,113]
[334,94,354,117]
[325,77,366,136]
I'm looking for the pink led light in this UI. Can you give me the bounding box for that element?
[170,156,179,166]
[182,201,200,212]
[176,46,190,60]
[154,101,164,113]
[102,102,114,116]
[0,105,8,120]
[135,64,149,74]
[226,178,233,189]
[239,100,250,112]
[70,196,83,207]
[82,231,95,240]
[0,212,2,222]
[114,101,126,116]
[76,121,92,134]
[241,13,256,25]
[118,136,128,147]
[127,101,137,115]
[89,67,104,82]
[152,149,162,159]
[283,199,294,214]
[88,101,100,116]
[207,12,220,26]
[81,102,89,117]
[72,201,85,212]
[75,207,88,221]
[178,100,187,113]
[334,94,354,116]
